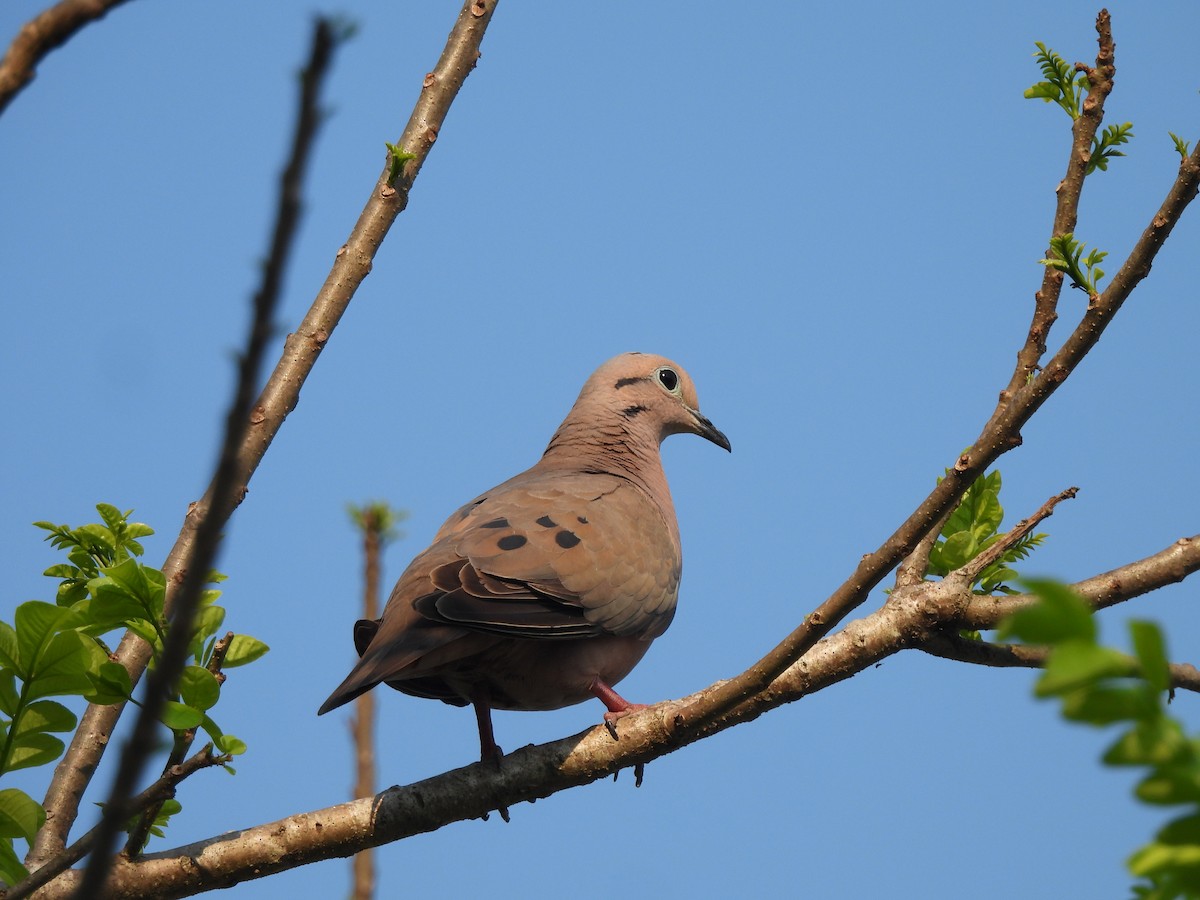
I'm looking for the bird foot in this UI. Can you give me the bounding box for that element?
[602,703,649,741]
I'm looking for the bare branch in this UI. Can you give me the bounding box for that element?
[0,0,132,117]
[919,631,1200,695]
[959,535,1200,630]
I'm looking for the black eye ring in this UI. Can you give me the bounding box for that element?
[656,367,679,393]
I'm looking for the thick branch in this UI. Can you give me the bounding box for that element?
[30,1,496,871]
[0,0,132,117]
[34,595,924,899]
[920,632,1200,694]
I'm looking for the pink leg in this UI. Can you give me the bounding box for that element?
[589,678,648,740]
[470,690,504,764]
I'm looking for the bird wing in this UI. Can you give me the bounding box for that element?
[418,470,681,640]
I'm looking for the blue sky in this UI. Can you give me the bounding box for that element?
[3,1,1199,897]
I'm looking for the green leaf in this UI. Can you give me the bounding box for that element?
[215,733,247,756]
[1158,813,1200,847]
[1061,685,1158,726]
[0,836,29,888]
[14,700,76,736]
[1105,719,1189,768]
[998,580,1095,644]
[199,715,246,755]
[84,661,132,705]
[159,701,204,731]
[1136,768,1200,806]
[0,671,16,717]
[179,666,220,712]
[0,788,45,842]
[5,732,65,772]
[1130,620,1172,692]
[26,631,97,700]
[1037,642,1130,697]
[222,635,269,668]
[13,601,73,678]
[0,624,18,672]
[1129,840,1200,877]
[85,578,146,630]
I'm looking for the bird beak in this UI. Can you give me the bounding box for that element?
[691,410,731,452]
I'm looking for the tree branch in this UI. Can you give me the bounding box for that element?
[29,529,1200,897]
[959,535,1200,630]
[0,0,133,117]
[31,3,497,875]
[8,747,228,900]
[919,631,1200,695]
[991,9,1115,417]
[958,486,1077,582]
[668,9,1199,740]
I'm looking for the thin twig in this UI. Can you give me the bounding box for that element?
[958,486,1078,581]
[124,632,235,856]
[7,747,227,900]
[70,20,339,898]
[919,631,1200,694]
[0,0,133,117]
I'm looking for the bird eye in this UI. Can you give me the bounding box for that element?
[656,367,680,393]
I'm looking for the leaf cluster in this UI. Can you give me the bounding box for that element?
[0,506,269,885]
[928,470,1046,594]
[1090,122,1135,175]
[1040,232,1108,296]
[1000,582,1200,899]
[1024,42,1087,119]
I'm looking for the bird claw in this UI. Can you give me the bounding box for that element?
[601,703,649,741]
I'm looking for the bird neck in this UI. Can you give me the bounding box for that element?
[540,415,676,522]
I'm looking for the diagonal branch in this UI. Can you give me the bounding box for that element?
[8,746,228,900]
[0,0,133,117]
[30,1,498,874]
[668,10,1200,739]
[919,631,1200,694]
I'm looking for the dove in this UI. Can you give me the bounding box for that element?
[318,352,730,764]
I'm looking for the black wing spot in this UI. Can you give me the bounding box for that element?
[555,530,581,549]
[577,516,589,524]
[497,534,527,551]
[481,517,509,529]
[536,515,557,528]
